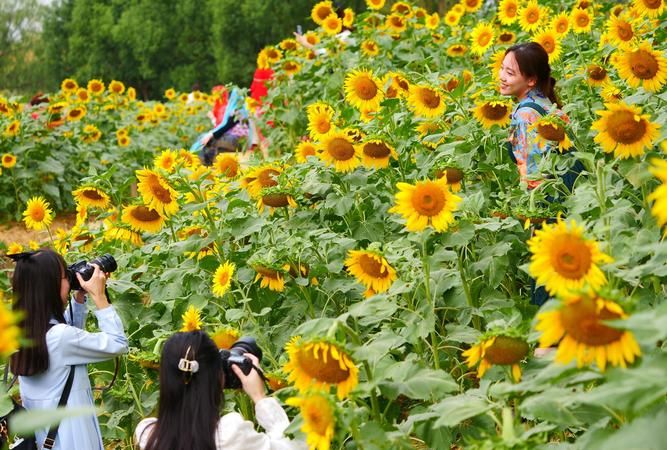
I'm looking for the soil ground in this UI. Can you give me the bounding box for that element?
[0,213,77,247]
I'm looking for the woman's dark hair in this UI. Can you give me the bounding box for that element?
[505,42,561,108]
[10,249,67,376]
[144,331,224,450]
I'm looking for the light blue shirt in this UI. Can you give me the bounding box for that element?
[18,299,128,450]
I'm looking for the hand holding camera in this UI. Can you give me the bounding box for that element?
[220,337,267,402]
[231,353,266,403]
[68,254,117,309]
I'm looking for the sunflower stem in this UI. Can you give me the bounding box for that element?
[421,235,441,370]
[458,248,481,331]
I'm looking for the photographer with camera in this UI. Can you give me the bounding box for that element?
[134,331,306,450]
[6,249,128,450]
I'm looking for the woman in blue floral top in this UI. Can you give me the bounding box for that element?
[500,42,570,190]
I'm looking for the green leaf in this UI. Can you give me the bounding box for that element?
[10,406,97,435]
[432,393,493,427]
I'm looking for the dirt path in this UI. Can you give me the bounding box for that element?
[0,213,77,246]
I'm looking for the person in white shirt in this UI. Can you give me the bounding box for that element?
[134,331,306,450]
[9,249,129,450]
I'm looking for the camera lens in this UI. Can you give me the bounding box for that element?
[90,254,117,273]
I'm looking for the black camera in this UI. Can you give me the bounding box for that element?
[67,254,117,291]
[220,337,263,389]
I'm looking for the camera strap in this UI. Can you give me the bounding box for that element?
[42,366,75,450]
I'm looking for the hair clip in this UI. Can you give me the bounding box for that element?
[177,346,199,381]
[177,358,199,374]
[7,251,38,262]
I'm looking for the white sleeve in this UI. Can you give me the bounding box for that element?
[59,306,129,365]
[217,401,307,450]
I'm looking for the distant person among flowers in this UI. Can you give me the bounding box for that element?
[134,331,306,450]
[499,42,581,192]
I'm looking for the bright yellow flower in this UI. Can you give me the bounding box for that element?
[4,120,20,138]
[536,292,641,371]
[211,326,240,349]
[344,69,384,111]
[519,1,544,33]
[295,141,318,163]
[498,0,519,25]
[470,22,495,55]
[389,178,462,232]
[121,205,165,233]
[136,168,179,216]
[87,79,105,95]
[154,149,178,173]
[253,264,286,292]
[528,218,613,298]
[614,41,667,93]
[570,8,593,33]
[345,249,397,293]
[73,186,111,209]
[473,100,512,128]
[648,158,667,231]
[286,393,335,450]
[408,84,446,118]
[591,102,660,159]
[2,153,17,168]
[463,335,528,382]
[212,261,235,297]
[0,300,21,357]
[318,130,361,173]
[311,1,334,25]
[23,196,54,231]
[360,139,398,169]
[180,305,203,332]
[284,336,359,399]
[61,78,78,93]
[366,0,385,10]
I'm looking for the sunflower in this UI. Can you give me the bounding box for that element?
[283,60,301,76]
[284,336,359,399]
[103,226,143,247]
[470,22,495,55]
[551,12,570,35]
[389,178,462,232]
[444,11,461,27]
[361,40,380,57]
[0,301,20,357]
[241,165,282,198]
[648,159,667,230]
[519,1,544,32]
[360,139,398,169]
[345,249,397,294]
[61,78,78,93]
[307,102,336,138]
[81,124,102,143]
[311,1,334,25]
[295,141,318,163]
[23,196,54,231]
[163,88,176,100]
[366,0,385,10]
[432,32,445,44]
[570,8,593,33]
[65,106,86,121]
[463,0,483,12]
[536,291,641,371]
[73,186,110,209]
[318,130,361,173]
[322,13,343,35]
[473,100,511,128]
[422,12,438,29]
[211,326,240,349]
[286,393,335,450]
[180,305,203,332]
[463,334,529,382]
[126,87,137,101]
[606,15,635,49]
[118,135,131,147]
[154,149,178,173]
[585,64,609,86]
[109,80,125,95]
[615,41,667,93]
[383,72,411,99]
[76,88,90,103]
[416,120,445,149]
[87,79,105,95]
[212,261,235,298]
[498,0,519,25]
[257,191,298,214]
[447,43,467,57]
[136,168,179,216]
[532,29,562,62]
[600,81,623,102]
[408,84,446,118]
[253,264,286,292]
[279,38,298,52]
[2,153,17,168]
[530,115,573,153]
[122,205,165,233]
[633,0,665,18]
[209,153,238,178]
[4,120,20,138]
[344,69,384,111]
[7,242,24,254]
[497,30,516,45]
[385,13,407,34]
[528,218,612,298]
[342,8,354,27]
[591,102,660,159]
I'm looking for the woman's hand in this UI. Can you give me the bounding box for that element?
[76,264,110,310]
[293,32,313,49]
[201,131,214,147]
[231,353,266,403]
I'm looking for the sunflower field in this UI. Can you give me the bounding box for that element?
[2,0,667,449]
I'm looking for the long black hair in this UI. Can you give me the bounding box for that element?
[144,331,224,450]
[10,249,67,376]
[506,42,562,108]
